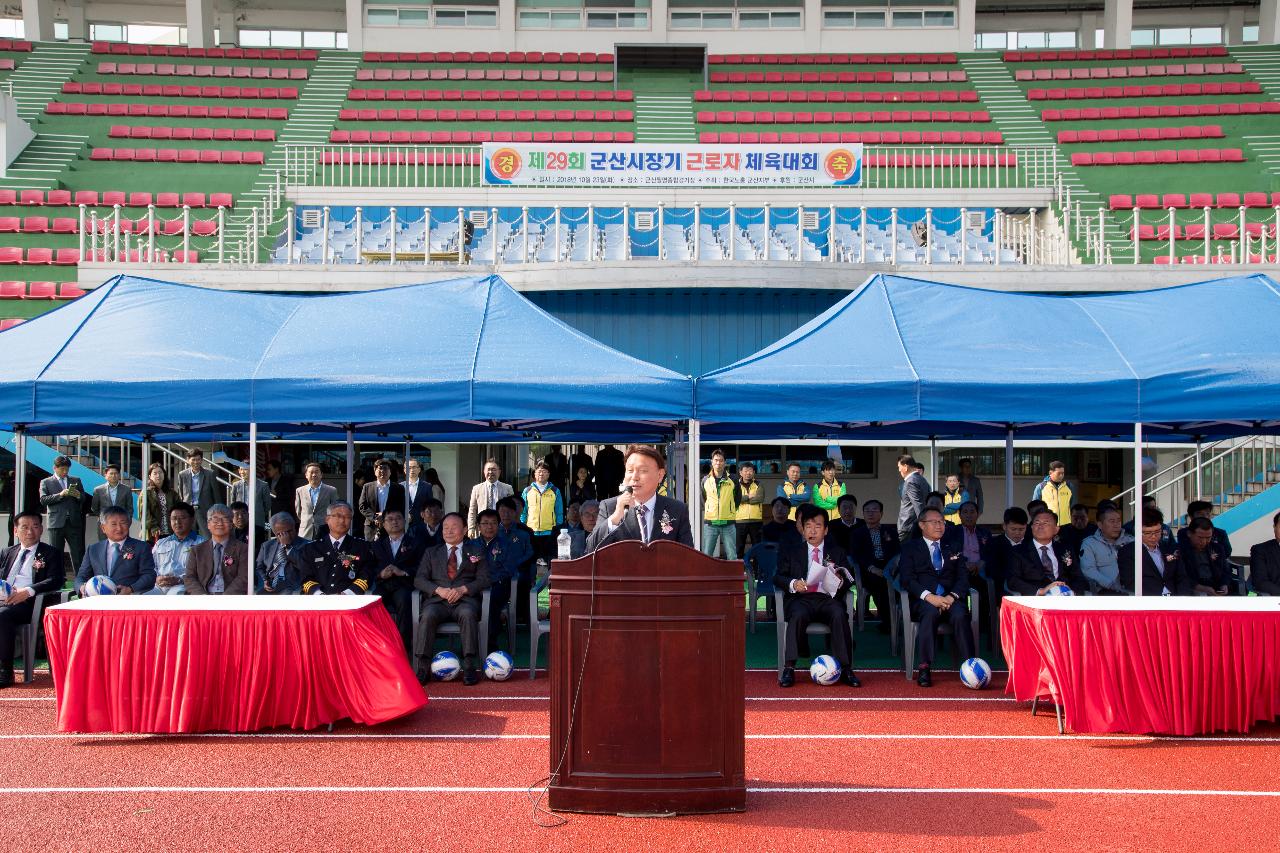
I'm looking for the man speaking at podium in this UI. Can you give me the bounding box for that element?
[586,445,694,552]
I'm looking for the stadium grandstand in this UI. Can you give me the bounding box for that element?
[2,2,1280,847]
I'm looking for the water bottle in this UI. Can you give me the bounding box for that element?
[556,528,572,560]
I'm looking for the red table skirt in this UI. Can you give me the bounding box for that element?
[45,598,428,733]
[1002,597,1280,735]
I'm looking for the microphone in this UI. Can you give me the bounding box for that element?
[623,485,634,495]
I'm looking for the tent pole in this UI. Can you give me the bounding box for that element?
[1005,427,1015,510]
[140,437,151,542]
[929,438,938,490]
[687,419,701,552]
[247,423,258,597]
[13,425,25,515]
[345,427,355,503]
[1194,439,1203,500]
[1134,422,1144,597]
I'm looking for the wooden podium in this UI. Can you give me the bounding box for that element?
[547,539,746,815]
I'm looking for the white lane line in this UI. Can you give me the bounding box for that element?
[5,731,1279,743]
[0,785,1277,797]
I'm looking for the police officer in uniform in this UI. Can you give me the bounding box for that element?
[299,501,375,596]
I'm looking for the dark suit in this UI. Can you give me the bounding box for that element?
[899,535,974,667]
[1249,539,1280,595]
[773,540,854,668]
[267,473,297,520]
[298,535,375,596]
[585,495,694,553]
[176,468,220,536]
[1119,541,1191,596]
[76,536,156,593]
[183,538,250,595]
[1178,540,1231,592]
[1006,538,1086,596]
[373,533,424,656]
[358,481,407,541]
[39,473,86,567]
[594,446,625,500]
[827,517,864,554]
[414,541,491,663]
[897,471,929,540]
[255,536,308,594]
[849,523,898,624]
[402,479,433,524]
[0,542,65,671]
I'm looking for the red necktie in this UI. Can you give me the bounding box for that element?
[447,547,458,581]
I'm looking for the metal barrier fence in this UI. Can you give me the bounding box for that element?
[281,144,1060,191]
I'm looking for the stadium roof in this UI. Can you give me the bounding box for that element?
[0,274,692,439]
[695,273,1280,441]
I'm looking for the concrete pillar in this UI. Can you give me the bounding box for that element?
[803,0,822,50]
[1261,0,1280,46]
[957,0,977,51]
[1223,7,1245,44]
[345,0,363,54]
[650,0,669,41]
[217,11,239,46]
[186,0,216,49]
[499,0,516,47]
[1102,0,1133,49]
[65,0,88,41]
[1079,12,1100,50]
[21,0,54,42]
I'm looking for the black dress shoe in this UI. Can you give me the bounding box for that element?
[414,663,431,686]
[462,667,480,686]
[843,671,861,688]
[778,667,795,688]
[917,667,932,688]
[0,669,12,688]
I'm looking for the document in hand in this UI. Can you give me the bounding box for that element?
[805,559,841,598]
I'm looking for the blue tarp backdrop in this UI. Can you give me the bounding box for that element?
[694,273,1280,439]
[0,274,693,435]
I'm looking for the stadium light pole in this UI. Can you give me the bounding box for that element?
[1133,422,1144,597]
[247,422,257,597]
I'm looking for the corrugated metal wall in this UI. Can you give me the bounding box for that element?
[527,288,846,376]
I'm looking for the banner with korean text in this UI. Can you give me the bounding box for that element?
[482,143,863,188]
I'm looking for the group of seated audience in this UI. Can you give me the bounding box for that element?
[8,449,1280,695]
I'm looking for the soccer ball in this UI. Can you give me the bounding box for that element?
[1046,584,1074,596]
[83,575,117,596]
[959,657,992,690]
[430,651,461,681]
[484,651,514,681]
[809,654,842,686]
[0,579,11,600]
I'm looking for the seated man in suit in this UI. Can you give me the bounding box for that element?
[827,494,863,554]
[256,512,308,594]
[762,497,801,547]
[298,501,375,596]
[407,498,445,549]
[1178,516,1231,596]
[1178,500,1233,559]
[848,498,897,633]
[182,504,249,595]
[773,504,859,688]
[984,507,1028,604]
[586,445,694,552]
[414,512,491,685]
[1119,508,1190,596]
[76,506,156,595]
[1250,511,1280,596]
[899,508,974,687]
[359,459,406,542]
[569,500,599,559]
[942,501,991,576]
[1005,508,1086,596]
[372,509,422,656]
[0,511,66,687]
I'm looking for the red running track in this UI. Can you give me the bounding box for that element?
[1,672,1278,851]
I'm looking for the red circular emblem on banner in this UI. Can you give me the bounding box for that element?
[823,148,856,181]
[489,147,522,180]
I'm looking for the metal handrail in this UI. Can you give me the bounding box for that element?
[1111,435,1280,521]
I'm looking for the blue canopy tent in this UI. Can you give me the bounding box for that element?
[693,272,1280,593]
[0,273,693,579]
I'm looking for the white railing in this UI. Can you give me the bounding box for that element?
[1112,435,1280,524]
[270,203,1068,267]
[79,203,224,265]
[1060,200,1280,266]
[281,143,1060,191]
